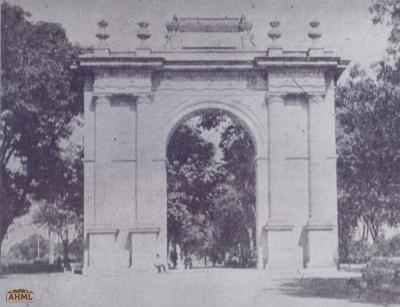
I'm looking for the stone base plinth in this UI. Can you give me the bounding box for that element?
[305,220,337,269]
[263,222,303,270]
[84,225,161,274]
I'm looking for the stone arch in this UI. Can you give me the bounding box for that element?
[162,99,268,268]
[161,99,268,160]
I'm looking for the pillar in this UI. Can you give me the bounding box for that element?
[255,157,269,269]
[87,94,138,273]
[134,94,168,270]
[264,94,295,269]
[152,158,168,264]
[83,77,94,270]
[131,156,167,270]
[306,92,337,268]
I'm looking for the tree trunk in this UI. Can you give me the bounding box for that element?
[167,237,171,258]
[247,227,254,253]
[368,223,379,243]
[62,239,70,270]
[48,230,54,264]
[361,224,366,241]
[0,224,9,264]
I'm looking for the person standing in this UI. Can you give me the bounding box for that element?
[184,254,192,270]
[154,254,166,273]
[170,249,178,269]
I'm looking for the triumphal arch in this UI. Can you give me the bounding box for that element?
[76,16,348,273]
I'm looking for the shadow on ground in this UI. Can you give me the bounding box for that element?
[275,278,400,306]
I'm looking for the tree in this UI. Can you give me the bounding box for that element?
[200,111,256,257]
[218,115,256,254]
[167,121,220,256]
[335,1,400,261]
[370,0,400,84]
[32,145,83,267]
[166,111,256,265]
[0,2,83,261]
[8,234,49,262]
[336,65,400,259]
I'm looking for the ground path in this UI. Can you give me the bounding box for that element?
[1,269,399,307]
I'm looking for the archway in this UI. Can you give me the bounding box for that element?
[166,109,257,269]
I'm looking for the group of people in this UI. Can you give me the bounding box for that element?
[154,251,193,273]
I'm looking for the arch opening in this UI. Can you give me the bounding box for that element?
[166,109,257,269]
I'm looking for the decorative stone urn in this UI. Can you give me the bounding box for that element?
[268,18,282,47]
[267,18,282,55]
[136,21,151,49]
[308,20,322,44]
[95,19,110,49]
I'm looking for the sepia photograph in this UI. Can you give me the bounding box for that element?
[1,0,400,306]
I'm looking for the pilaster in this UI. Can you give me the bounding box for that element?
[306,93,337,268]
[255,156,269,269]
[266,94,292,223]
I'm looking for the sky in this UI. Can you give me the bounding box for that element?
[8,0,390,68]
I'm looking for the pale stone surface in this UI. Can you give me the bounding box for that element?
[2,270,397,307]
[77,24,348,273]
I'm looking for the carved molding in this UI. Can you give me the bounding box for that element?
[265,93,285,105]
[111,159,137,163]
[127,225,161,234]
[90,93,153,110]
[86,228,119,235]
[266,92,327,106]
[268,69,326,94]
[264,220,294,231]
[285,156,309,160]
[305,219,335,230]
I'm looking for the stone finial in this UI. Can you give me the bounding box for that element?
[308,20,322,45]
[95,19,110,49]
[268,18,282,43]
[136,21,151,49]
[267,18,282,55]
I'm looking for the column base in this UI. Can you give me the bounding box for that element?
[85,228,119,274]
[129,226,161,271]
[263,221,302,269]
[85,225,162,274]
[305,220,337,269]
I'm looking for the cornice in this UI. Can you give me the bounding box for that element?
[76,51,349,76]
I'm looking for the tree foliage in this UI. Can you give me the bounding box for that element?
[336,65,400,257]
[167,111,256,265]
[336,1,400,261]
[0,2,83,261]
[7,234,49,262]
[370,0,400,84]
[167,121,221,256]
